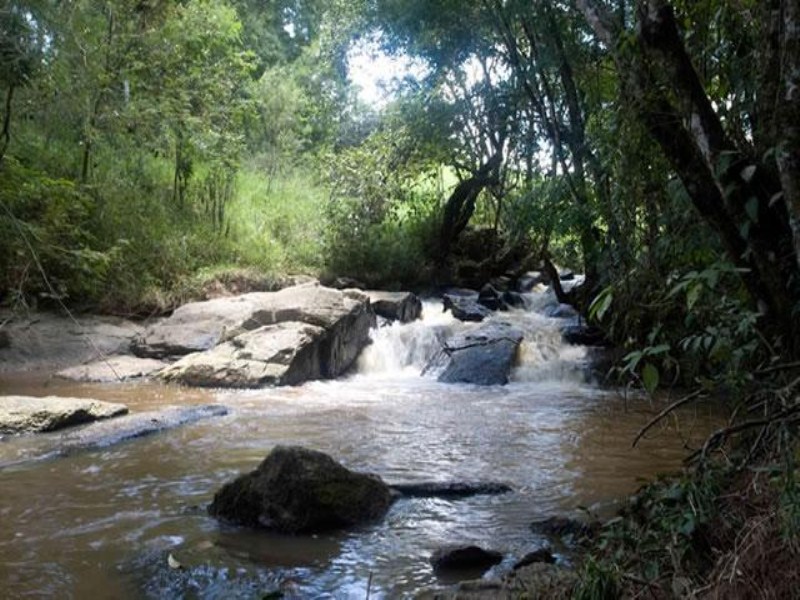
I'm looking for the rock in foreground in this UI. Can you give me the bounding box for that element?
[209,446,392,534]
[0,395,128,434]
[429,322,524,385]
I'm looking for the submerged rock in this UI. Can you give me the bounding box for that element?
[546,303,579,319]
[390,481,512,499]
[209,445,393,534]
[428,321,524,385]
[512,549,556,570]
[530,516,598,541]
[0,405,229,469]
[430,545,503,574]
[367,291,423,323]
[56,355,167,382]
[159,322,325,388]
[0,395,128,434]
[59,405,229,452]
[502,290,526,309]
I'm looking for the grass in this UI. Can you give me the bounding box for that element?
[225,164,327,275]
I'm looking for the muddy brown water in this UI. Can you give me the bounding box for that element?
[0,298,723,599]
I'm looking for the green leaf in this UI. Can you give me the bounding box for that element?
[642,362,659,394]
[745,197,759,223]
[623,350,644,372]
[589,288,613,321]
[686,283,702,310]
[740,164,756,182]
[648,344,671,355]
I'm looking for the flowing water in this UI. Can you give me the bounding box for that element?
[0,293,722,599]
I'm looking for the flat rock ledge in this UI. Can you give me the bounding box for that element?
[0,395,128,434]
[56,355,168,382]
[0,311,142,374]
[209,445,393,534]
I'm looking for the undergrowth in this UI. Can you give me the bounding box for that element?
[575,366,800,600]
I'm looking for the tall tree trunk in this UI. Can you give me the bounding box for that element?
[438,153,501,261]
[576,0,800,356]
[81,5,115,183]
[0,84,14,166]
[775,0,800,261]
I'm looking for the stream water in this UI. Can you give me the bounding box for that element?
[0,293,721,599]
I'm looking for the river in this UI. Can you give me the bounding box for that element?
[0,293,720,598]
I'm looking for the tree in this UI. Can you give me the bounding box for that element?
[576,0,800,357]
[0,1,43,164]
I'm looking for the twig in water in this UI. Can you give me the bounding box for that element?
[633,389,705,448]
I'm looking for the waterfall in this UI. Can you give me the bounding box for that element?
[356,301,463,376]
[356,290,590,383]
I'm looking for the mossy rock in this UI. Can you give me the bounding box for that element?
[209,446,392,534]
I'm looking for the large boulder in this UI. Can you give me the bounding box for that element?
[367,291,422,323]
[158,322,325,388]
[428,321,524,385]
[133,284,374,362]
[208,446,393,534]
[0,396,128,434]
